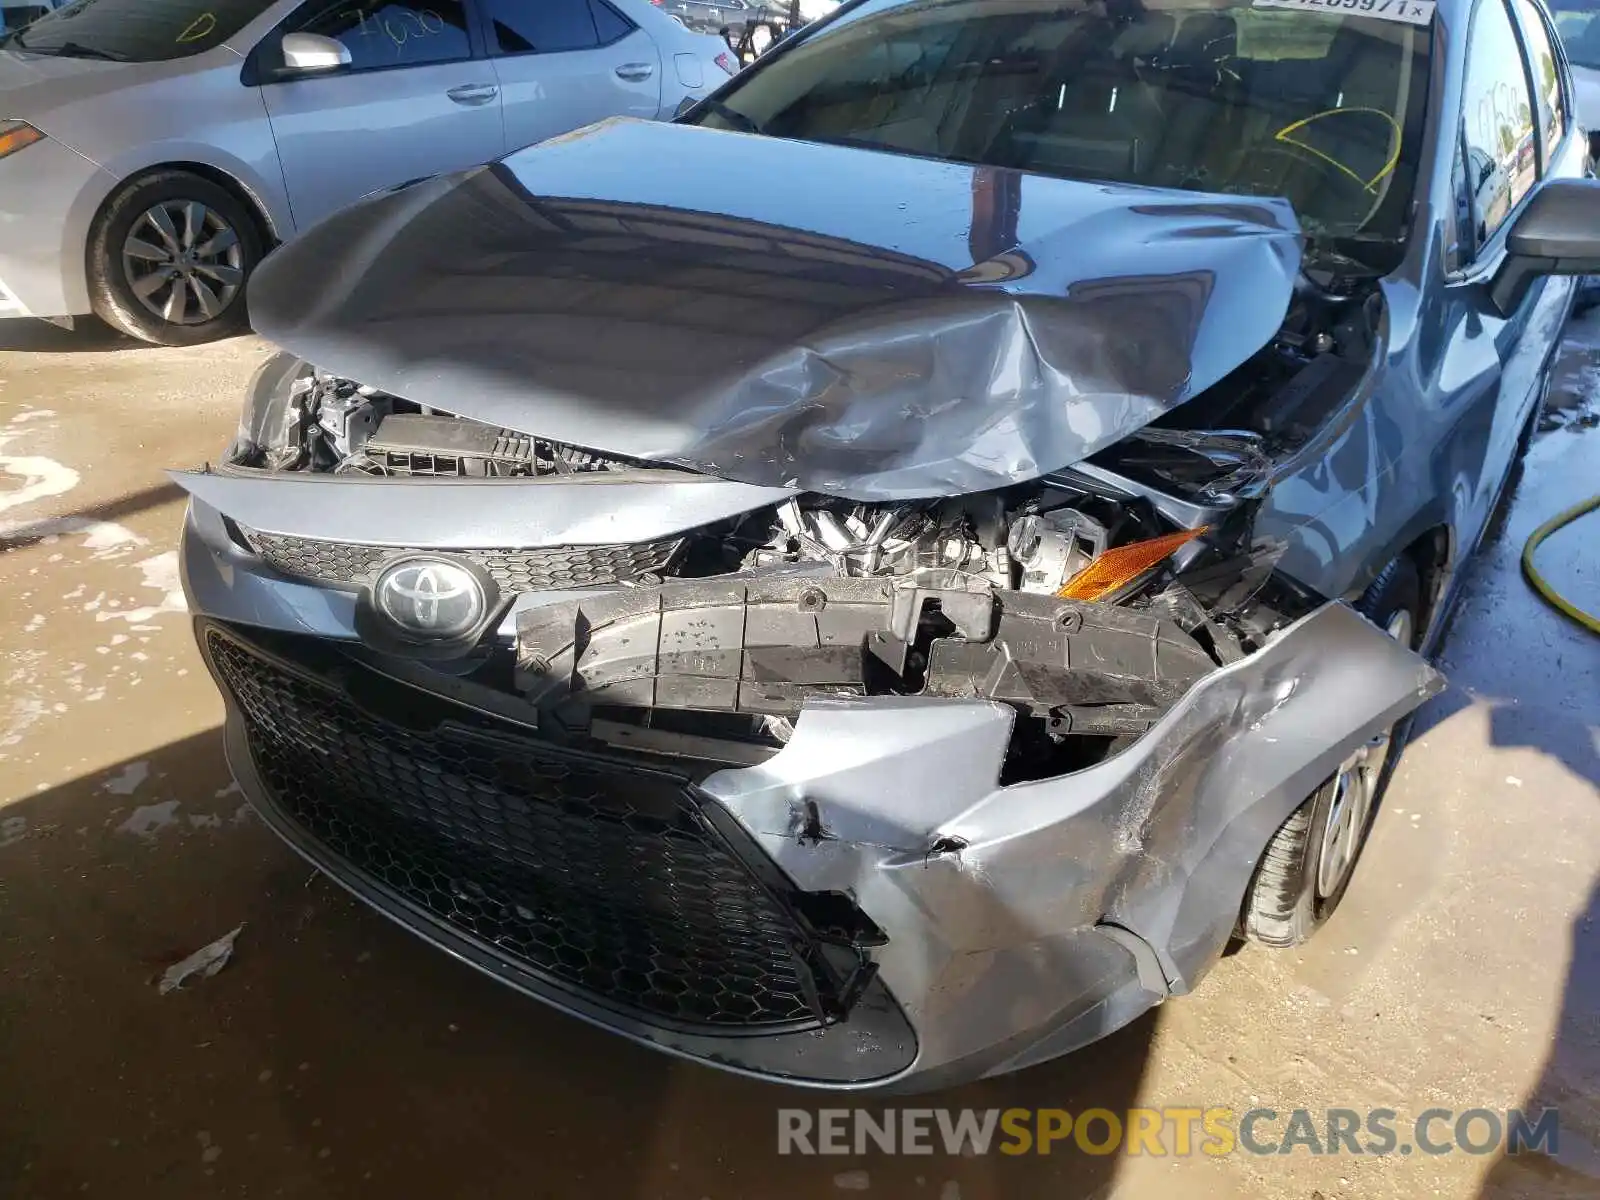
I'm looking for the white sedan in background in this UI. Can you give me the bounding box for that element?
[0,0,733,344]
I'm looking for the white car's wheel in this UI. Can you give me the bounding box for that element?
[87,170,263,347]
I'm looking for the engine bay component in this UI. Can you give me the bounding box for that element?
[236,365,650,479]
[514,570,1216,728]
[345,412,637,478]
[1007,508,1108,594]
[355,413,537,477]
[749,499,1010,585]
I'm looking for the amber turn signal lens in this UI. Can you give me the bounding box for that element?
[1057,527,1207,603]
[0,121,45,161]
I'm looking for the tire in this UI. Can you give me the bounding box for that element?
[1240,555,1422,948]
[87,170,262,347]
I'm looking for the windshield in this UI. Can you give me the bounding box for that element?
[2,0,275,61]
[1552,0,1600,70]
[688,0,1433,249]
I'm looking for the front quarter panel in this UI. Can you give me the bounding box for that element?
[43,52,293,241]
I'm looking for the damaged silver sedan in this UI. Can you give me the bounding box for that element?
[177,0,1599,1088]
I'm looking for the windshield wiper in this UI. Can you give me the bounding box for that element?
[53,41,130,60]
[14,39,129,61]
[695,100,765,135]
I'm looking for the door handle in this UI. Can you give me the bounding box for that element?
[614,62,655,81]
[446,83,499,106]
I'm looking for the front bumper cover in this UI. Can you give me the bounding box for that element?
[0,136,107,318]
[181,496,1444,1090]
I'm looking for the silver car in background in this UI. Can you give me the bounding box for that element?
[0,0,733,344]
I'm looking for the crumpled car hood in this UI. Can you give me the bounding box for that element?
[248,118,1304,501]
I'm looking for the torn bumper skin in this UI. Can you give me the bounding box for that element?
[179,499,1441,1089]
[694,603,1440,1089]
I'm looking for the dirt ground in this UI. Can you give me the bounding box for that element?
[0,313,1596,1200]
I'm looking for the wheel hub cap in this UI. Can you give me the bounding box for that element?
[122,200,243,326]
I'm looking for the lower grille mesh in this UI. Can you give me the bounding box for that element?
[242,530,682,593]
[205,628,827,1029]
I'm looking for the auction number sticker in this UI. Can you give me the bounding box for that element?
[1251,0,1436,25]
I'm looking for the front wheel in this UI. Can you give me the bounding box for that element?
[1240,555,1422,947]
[87,170,262,346]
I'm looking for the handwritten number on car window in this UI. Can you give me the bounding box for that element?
[341,7,448,54]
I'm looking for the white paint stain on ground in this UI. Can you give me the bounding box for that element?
[0,454,79,515]
[0,413,79,516]
[1,689,47,752]
[0,514,146,559]
[0,815,26,847]
[101,761,151,796]
[117,800,180,839]
[97,551,186,624]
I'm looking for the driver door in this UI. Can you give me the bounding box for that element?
[1426,0,1575,552]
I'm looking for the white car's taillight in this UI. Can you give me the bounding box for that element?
[714,51,737,75]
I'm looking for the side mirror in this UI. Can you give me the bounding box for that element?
[280,31,351,73]
[1491,177,1600,314]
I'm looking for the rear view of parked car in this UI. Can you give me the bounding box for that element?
[0,0,733,345]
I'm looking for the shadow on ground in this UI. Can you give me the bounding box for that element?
[0,317,138,354]
[0,730,1161,1199]
[1475,880,1600,1200]
[0,482,186,548]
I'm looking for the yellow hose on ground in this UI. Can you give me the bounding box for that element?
[1522,493,1600,634]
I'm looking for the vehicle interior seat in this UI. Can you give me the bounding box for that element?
[1135,11,1247,189]
[1226,22,1411,231]
[987,11,1176,180]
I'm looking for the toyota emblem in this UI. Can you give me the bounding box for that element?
[373,557,487,640]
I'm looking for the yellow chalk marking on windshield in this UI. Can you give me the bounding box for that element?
[1273,107,1402,192]
[176,12,217,42]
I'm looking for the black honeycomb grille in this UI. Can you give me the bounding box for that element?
[205,628,830,1030]
[242,530,682,593]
